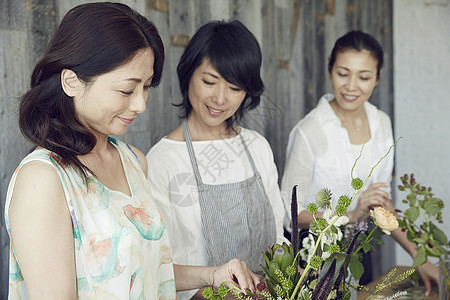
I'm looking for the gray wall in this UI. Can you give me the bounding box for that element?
[393,0,450,267]
[0,0,394,297]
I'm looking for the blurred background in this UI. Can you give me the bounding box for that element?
[0,0,449,297]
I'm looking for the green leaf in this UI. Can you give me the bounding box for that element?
[426,197,441,206]
[412,246,427,267]
[406,207,420,222]
[262,251,272,267]
[427,206,441,217]
[330,225,338,234]
[260,264,277,285]
[375,239,385,246]
[349,255,364,280]
[434,244,449,257]
[358,232,368,241]
[372,227,385,238]
[425,198,442,216]
[418,200,425,209]
[361,241,374,253]
[280,249,294,272]
[425,244,441,257]
[317,253,347,286]
[431,223,449,245]
[265,278,277,298]
[407,193,417,206]
[413,236,428,244]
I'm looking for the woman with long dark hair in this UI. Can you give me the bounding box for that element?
[5,3,259,299]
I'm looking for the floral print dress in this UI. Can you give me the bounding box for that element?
[5,137,176,299]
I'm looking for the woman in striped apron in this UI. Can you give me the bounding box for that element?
[147,20,287,299]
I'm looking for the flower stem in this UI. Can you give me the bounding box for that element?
[290,216,341,300]
[354,224,378,254]
[439,257,450,287]
[349,137,401,209]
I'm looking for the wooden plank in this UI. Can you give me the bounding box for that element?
[0,29,33,299]
[30,0,58,65]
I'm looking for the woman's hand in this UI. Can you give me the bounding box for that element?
[212,258,262,293]
[349,182,391,223]
[417,260,439,296]
[174,259,261,294]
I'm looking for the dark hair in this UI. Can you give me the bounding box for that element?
[328,30,384,79]
[19,2,164,181]
[176,20,264,128]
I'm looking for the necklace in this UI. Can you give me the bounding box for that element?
[356,127,360,132]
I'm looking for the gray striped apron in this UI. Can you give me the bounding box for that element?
[181,119,276,274]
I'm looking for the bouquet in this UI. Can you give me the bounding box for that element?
[203,138,414,300]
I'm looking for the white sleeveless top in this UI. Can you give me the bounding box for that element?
[5,137,176,299]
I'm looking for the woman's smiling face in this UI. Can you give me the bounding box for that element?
[329,49,380,112]
[72,48,155,138]
[187,58,247,131]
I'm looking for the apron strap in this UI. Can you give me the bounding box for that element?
[181,119,204,185]
[233,127,260,176]
[181,118,260,183]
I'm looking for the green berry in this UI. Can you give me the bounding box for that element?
[310,255,323,270]
[336,204,347,216]
[307,203,318,215]
[329,243,340,254]
[338,195,351,207]
[202,287,214,299]
[351,178,363,190]
[316,218,328,231]
[285,265,297,276]
[217,286,229,298]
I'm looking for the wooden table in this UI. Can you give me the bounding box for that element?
[357,266,439,300]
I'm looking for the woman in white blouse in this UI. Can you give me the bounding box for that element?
[147,20,286,299]
[281,30,438,296]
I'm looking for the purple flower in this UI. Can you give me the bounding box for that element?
[354,219,369,232]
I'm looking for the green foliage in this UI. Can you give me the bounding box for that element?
[397,173,450,288]
[349,255,364,280]
[397,173,450,263]
[260,243,301,299]
[204,138,405,300]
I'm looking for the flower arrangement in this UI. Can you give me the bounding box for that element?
[202,138,415,300]
[396,173,449,297]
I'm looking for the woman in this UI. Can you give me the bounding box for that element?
[146,20,286,299]
[5,3,259,299]
[281,30,438,295]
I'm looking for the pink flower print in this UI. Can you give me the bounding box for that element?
[90,238,112,257]
[123,205,165,240]
[87,234,121,282]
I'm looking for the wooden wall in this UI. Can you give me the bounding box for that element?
[0,0,393,297]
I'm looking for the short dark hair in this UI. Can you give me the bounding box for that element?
[19,2,164,180]
[328,30,384,79]
[176,20,264,128]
